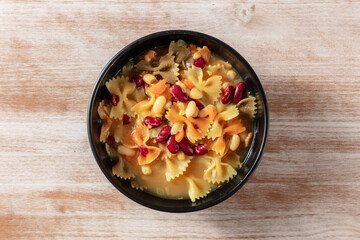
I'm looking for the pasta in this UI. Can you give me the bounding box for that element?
[207,104,240,140]
[106,76,137,119]
[112,156,136,180]
[164,153,191,181]
[165,102,212,143]
[135,53,180,84]
[202,151,237,184]
[97,40,255,202]
[238,96,257,118]
[122,123,162,166]
[182,67,222,105]
[206,119,246,155]
[186,177,211,202]
[168,40,192,63]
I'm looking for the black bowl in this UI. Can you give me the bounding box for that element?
[87,30,268,212]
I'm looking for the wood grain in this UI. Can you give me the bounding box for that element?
[1,0,359,239]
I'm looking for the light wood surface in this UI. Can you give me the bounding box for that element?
[1,1,359,239]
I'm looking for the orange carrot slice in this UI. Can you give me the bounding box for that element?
[207,105,217,121]
[175,129,185,142]
[182,79,194,90]
[189,44,197,53]
[149,80,167,95]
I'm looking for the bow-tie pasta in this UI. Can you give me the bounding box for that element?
[97,40,255,202]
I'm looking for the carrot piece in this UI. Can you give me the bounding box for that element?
[175,129,185,142]
[207,105,217,121]
[182,79,195,90]
[125,156,133,162]
[245,132,253,148]
[149,80,167,95]
[189,44,197,53]
[199,46,211,63]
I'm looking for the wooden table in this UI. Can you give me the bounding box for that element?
[1,1,359,239]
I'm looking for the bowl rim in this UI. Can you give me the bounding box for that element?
[87,30,269,212]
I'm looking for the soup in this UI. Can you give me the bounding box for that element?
[97,40,256,201]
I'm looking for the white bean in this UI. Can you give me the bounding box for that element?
[226,70,236,81]
[193,52,201,60]
[222,82,231,90]
[117,145,136,156]
[189,88,203,99]
[141,165,152,175]
[198,107,209,118]
[143,74,157,84]
[185,101,198,118]
[171,122,184,135]
[230,134,241,151]
[177,152,185,161]
[144,50,156,62]
[153,96,166,114]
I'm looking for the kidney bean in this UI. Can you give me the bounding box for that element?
[233,82,246,103]
[138,145,148,156]
[193,57,206,69]
[111,94,119,106]
[221,86,235,104]
[193,99,205,110]
[156,126,171,143]
[123,114,131,125]
[155,74,163,81]
[171,85,188,102]
[195,144,208,155]
[135,76,144,87]
[179,138,194,156]
[106,136,116,147]
[166,135,180,154]
[143,116,162,128]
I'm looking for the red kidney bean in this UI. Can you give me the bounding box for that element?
[106,136,116,147]
[171,85,188,102]
[195,144,208,155]
[193,57,206,69]
[193,99,204,110]
[233,82,246,103]
[111,94,119,106]
[221,86,235,104]
[166,135,180,154]
[156,126,171,143]
[179,138,194,156]
[138,145,148,156]
[135,76,143,87]
[155,74,163,81]
[123,114,131,125]
[143,116,162,128]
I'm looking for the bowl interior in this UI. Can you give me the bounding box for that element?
[88,30,268,212]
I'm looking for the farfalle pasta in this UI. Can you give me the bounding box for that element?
[97,40,256,202]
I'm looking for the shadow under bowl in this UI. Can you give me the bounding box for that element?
[87,30,269,212]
